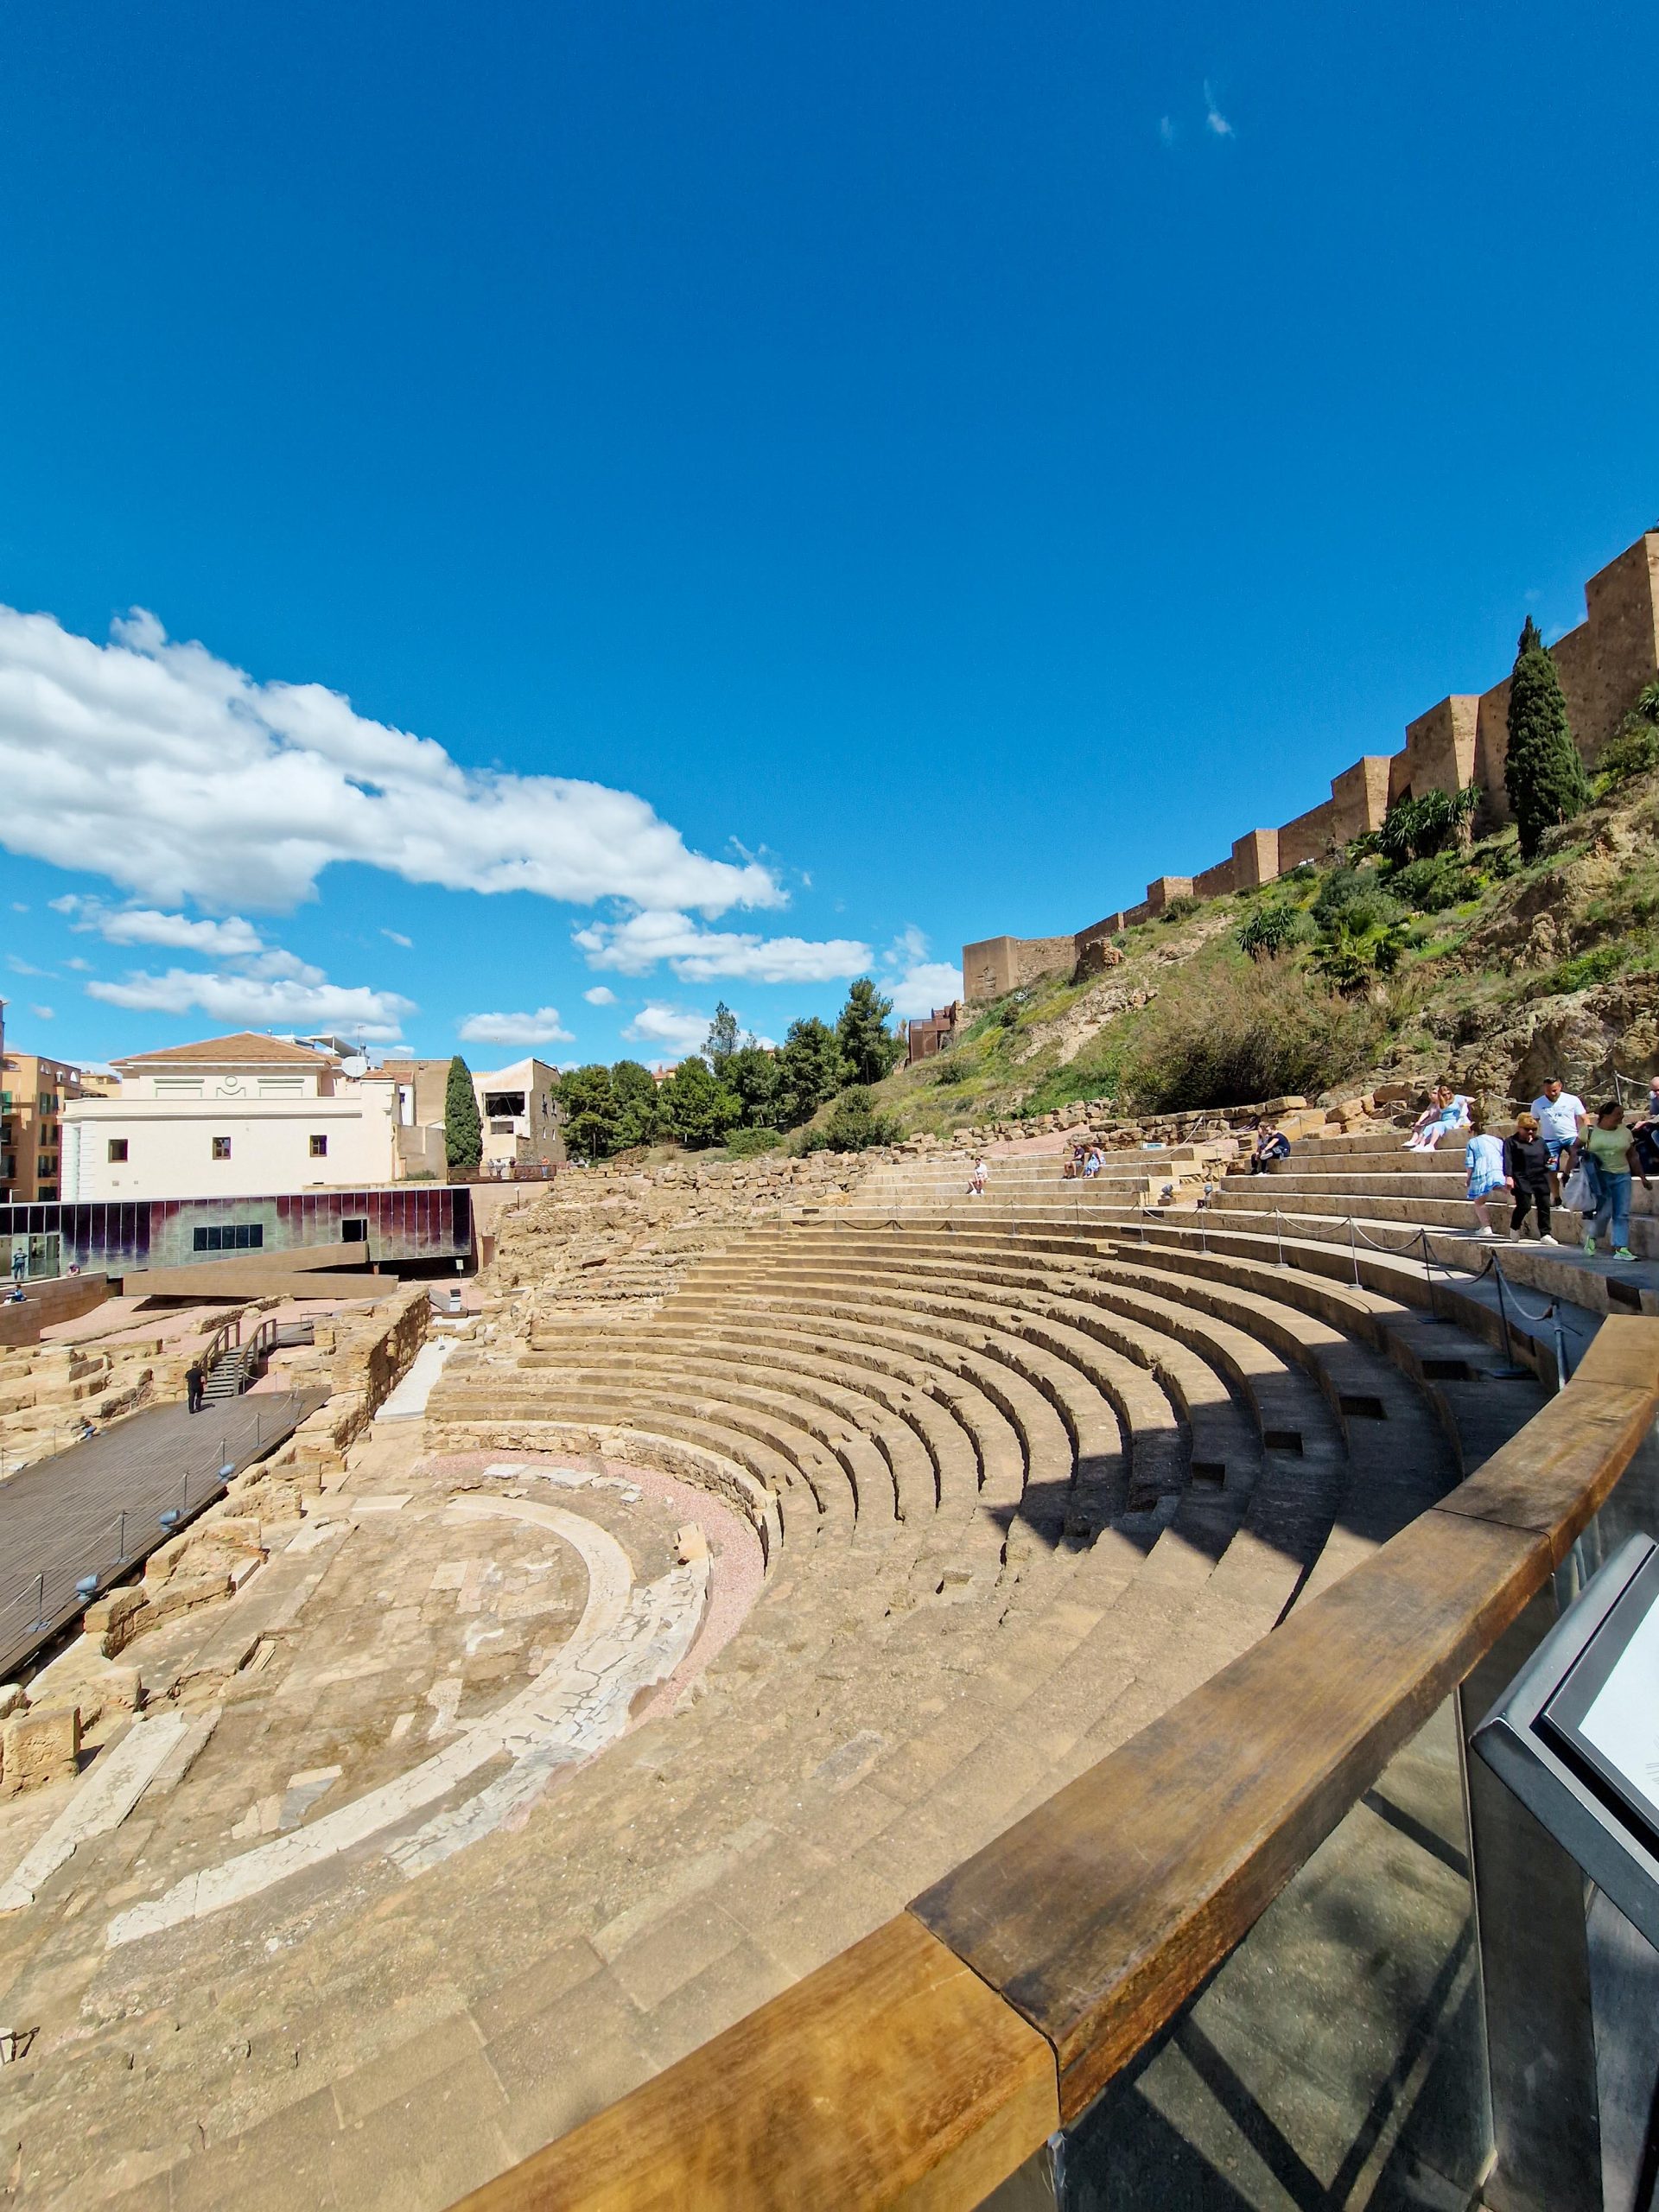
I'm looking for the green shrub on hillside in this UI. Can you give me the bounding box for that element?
[1544,944,1624,995]
[1390,851,1483,912]
[1160,895,1202,925]
[1125,956,1387,1111]
[1311,864,1402,934]
[1596,715,1659,791]
[1311,917,1411,994]
[813,1085,903,1153]
[1236,904,1305,961]
[933,1054,970,1084]
[1376,786,1478,866]
[723,1125,784,1157]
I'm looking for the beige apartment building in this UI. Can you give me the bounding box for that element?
[474,1058,563,1173]
[1,1044,95,1203]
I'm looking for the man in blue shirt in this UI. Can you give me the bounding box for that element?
[1530,1077,1586,1202]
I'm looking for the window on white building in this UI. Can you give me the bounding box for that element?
[108,1139,129,1163]
[211,1135,232,1160]
[309,1134,327,1157]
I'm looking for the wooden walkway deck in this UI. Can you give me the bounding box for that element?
[0,1388,326,1680]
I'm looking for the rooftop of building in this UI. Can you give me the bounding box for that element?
[111,1031,341,1071]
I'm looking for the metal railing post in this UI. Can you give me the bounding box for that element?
[1349,1215,1360,1288]
[1491,1263,1529,1377]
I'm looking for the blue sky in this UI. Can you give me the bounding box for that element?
[3,3,1657,1070]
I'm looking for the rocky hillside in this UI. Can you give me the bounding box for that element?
[874,758,1659,1134]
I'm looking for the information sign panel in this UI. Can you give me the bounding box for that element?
[1471,1535,1659,1951]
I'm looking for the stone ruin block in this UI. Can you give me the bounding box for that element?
[83,1584,149,1658]
[0,1704,80,1797]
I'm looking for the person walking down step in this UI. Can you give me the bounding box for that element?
[1580,1102,1649,1262]
[1504,1114,1555,1243]
[1464,1112,1508,1239]
[185,1358,205,1414]
[1530,1075,1586,1202]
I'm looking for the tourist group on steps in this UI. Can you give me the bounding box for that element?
[1404,1073,1657,1260]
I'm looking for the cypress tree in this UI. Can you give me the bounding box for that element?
[443,1054,482,1172]
[1504,616,1588,860]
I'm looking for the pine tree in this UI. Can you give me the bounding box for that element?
[609,1059,659,1150]
[774,1017,847,1128]
[558,1065,620,1160]
[658,1056,739,1148]
[1504,616,1589,860]
[443,1055,481,1173]
[836,977,902,1087]
[704,1001,740,1068]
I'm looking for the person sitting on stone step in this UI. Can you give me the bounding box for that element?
[1249,1120,1290,1173]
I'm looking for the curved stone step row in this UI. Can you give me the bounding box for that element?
[682,1246,1363,1603]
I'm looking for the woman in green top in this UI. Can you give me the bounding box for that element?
[1578,1102,1651,1260]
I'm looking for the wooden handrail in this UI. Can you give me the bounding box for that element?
[450,1317,1659,2210]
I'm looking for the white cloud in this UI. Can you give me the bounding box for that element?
[457,1007,574,1047]
[0,606,785,916]
[6,955,54,977]
[574,907,871,984]
[1204,81,1233,137]
[86,966,415,1042]
[880,927,963,1019]
[1159,115,1177,147]
[30,1003,54,1020]
[64,956,92,971]
[380,928,413,948]
[50,896,264,957]
[622,1002,711,1060]
[582,985,618,1006]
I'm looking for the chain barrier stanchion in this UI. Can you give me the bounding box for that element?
[1554,1309,1573,1388]
[1489,1262,1533,1378]
[1349,1214,1360,1288]
[1274,1208,1285,1269]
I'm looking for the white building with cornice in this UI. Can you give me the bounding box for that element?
[60,1032,412,1201]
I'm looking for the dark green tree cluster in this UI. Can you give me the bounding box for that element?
[555,979,905,1160]
[1504,617,1589,859]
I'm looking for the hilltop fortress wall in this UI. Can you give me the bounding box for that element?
[963,527,1659,1003]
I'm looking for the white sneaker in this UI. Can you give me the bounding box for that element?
[1539,1233,1558,1245]
[1477,1226,1499,1238]
[1506,1230,1521,1243]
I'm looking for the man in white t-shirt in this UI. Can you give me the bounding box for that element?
[1531,1076,1586,1199]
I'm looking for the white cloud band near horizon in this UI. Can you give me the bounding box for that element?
[0,605,784,916]
[458,1007,574,1047]
[86,965,416,1042]
[574,907,872,983]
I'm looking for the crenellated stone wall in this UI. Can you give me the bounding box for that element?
[964,524,1659,1000]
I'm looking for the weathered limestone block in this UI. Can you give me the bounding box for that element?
[0,1683,27,1719]
[0,1704,80,1796]
[84,1585,149,1657]
[145,1572,234,1629]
